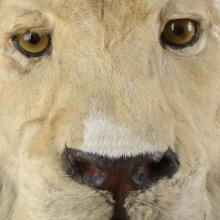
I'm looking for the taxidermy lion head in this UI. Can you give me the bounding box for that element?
[0,0,220,219]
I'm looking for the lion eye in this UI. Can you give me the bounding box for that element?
[12,32,51,57]
[161,19,198,48]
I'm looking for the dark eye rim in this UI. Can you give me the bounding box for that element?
[11,33,52,58]
[160,19,201,49]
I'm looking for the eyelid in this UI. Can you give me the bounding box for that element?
[9,27,52,39]
[7,10,53,40]
[161,12,206,22]
[160,13,208,32]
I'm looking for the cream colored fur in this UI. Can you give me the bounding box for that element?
[0,0,220,219]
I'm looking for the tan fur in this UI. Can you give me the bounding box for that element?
[0,0,220,219]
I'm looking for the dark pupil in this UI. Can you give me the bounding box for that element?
[172,24,185,36]
[25,33,40,44]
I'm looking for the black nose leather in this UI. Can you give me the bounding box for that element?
[61,147,179,220]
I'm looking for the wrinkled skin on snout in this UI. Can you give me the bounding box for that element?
[0,0,220,220]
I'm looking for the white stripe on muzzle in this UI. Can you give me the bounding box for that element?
[79,114,159,158]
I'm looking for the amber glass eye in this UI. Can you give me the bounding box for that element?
[161,19,198,48]
[12,32,51,57]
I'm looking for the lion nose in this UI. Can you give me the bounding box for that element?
[61,147,179,220]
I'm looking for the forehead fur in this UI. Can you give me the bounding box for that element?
[2,0,217,15]
[3,0,219,37]
[3,0,218,51]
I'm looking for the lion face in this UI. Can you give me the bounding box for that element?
[0,0,220,220]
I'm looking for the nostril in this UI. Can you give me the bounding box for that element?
[132,163,151,187]
[86,165,107,187]
[162,149,180,175]
[150,148,180,180]
[61,147,107,187]
[75,162,106,186]
[132,149,179,187]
